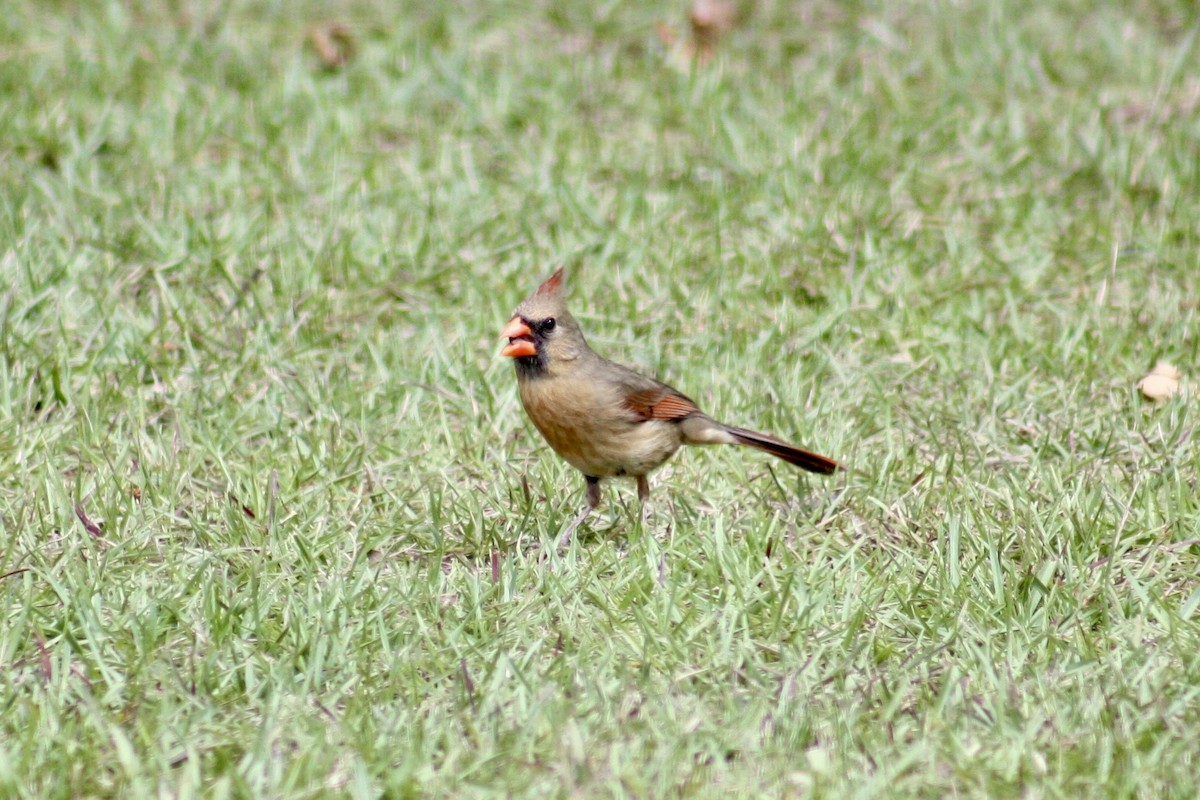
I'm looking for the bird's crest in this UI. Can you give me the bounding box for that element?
[534,267,565,298]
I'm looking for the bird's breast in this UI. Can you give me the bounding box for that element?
[517,373,682,478]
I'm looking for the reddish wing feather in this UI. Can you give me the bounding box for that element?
[623,389,700,422]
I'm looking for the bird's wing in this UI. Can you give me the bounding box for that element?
[624,388,701,421]
[602,364,703,422]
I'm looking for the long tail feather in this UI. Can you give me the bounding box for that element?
[724,425,841,474]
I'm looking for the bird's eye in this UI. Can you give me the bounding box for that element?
[542,318,556,333]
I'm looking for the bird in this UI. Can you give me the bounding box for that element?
[500,267,840,543]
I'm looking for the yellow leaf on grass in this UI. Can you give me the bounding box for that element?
[1136,361,1182,400]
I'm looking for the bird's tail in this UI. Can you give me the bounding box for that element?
[724,425,841,474]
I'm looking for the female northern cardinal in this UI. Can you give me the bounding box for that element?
[501,268,840,540]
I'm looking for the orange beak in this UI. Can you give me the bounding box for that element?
[500,316,537,358]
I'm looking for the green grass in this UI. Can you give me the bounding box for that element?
[2,0,1199,796]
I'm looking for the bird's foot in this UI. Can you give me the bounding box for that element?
[556,504,594,550]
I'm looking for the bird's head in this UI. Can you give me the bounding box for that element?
[500,267,587,375]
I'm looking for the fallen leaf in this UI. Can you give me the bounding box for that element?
[308,23,356,70]
[659,0,736,69]
[74,503,104,538]
[689,0,736,62]
[1137,361,1182,400]
[227,492,256,519]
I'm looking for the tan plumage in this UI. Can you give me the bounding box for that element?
[501,268,839,540]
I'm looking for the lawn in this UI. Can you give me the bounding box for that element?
[1,0,1198,796]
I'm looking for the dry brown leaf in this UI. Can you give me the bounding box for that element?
[1137,361,1183,400]
[308,23,356,70]
[74,503,104,539]
[689,0,736,62]
[660,0,736,69]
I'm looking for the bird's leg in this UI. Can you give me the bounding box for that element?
[636,475,651,525]
[559,476,601,548]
